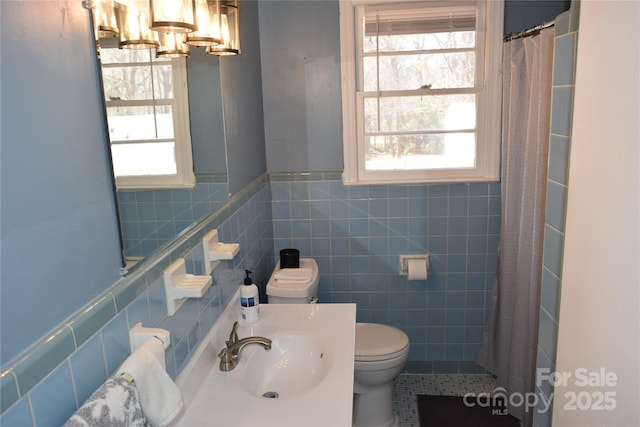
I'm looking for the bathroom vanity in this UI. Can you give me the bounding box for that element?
[170,298,357,426]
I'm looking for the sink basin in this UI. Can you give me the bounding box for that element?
[243,333,330,398]
[171,300,356,426]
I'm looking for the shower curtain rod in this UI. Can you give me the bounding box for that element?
[503,20,555,42]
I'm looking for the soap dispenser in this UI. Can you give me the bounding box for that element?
[240,270,260,323]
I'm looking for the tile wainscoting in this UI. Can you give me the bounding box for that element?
[0,174,274,426]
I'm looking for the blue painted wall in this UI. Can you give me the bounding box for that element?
[0,0,123,366]
[221,1,268,197]
[504,0,570,34]
[188,48,228,175]
[259,0,344,172]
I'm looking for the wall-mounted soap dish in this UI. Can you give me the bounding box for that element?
[128,322,171,352]
[203,229,240,274]
[163,258,212,316]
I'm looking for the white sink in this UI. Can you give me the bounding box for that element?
[243,333,330,398]
[171,300,356,426]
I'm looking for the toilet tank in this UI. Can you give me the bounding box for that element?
[266,258,319,303]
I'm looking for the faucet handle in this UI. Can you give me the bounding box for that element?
[217,346,236,370]
[226,321,239,346]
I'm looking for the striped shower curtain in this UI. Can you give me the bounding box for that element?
[476,27,555,426]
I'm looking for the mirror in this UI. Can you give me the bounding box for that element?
[93,15,229,271]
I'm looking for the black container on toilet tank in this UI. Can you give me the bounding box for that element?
[280,248,300,268]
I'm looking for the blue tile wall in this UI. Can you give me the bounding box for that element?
[0,175,274,426]
[534,7,579,427]
[5,153,564,422]
[117,174,229,258]
[270,172,501,371]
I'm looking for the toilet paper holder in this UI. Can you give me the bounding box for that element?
[398,254,429,275]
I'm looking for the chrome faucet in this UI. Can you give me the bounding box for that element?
[218,321,272,371]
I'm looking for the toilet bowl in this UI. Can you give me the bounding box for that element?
[266,258,410,427]
[353,323,409,427]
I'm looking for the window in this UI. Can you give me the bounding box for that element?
[100,47,195,189]
[339,0,503,184]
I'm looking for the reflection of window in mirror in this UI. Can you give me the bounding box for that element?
[100,48,195,189]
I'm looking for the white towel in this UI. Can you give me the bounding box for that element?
[63,375,147,427]
[117,337,183,427]
[274,267,313,282]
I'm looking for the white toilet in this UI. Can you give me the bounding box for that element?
[266,258,410,427]
[352,323,409,427]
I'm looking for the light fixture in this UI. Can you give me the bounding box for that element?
[186,0,222,46]
[157,32,191,57]
[91,0,241,57]
[117,1,159,49]
[149,0,197,33]
[207,0,239,56]
[95,0,119,38]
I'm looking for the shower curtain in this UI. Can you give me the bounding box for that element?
[476,27,554,426]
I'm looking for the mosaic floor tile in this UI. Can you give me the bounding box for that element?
[392,374,497,427]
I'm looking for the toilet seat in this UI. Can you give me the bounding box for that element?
[355,323,409,362]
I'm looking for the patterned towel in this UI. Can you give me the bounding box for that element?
[117,337,183,426]
[64,375,148,427]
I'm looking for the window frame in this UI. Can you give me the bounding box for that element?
[339,0,504,185]
[101,47,195,190]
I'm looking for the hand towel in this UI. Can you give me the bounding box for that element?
[63,375,147,427]
[274,267,313,282]
[118,337,183,427]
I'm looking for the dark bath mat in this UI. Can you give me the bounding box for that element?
[417,394,520,427]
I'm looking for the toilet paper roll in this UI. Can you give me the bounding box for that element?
[407,258,428,281]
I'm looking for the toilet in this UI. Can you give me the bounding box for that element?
[352,323,409,427]
[266,258,410,427]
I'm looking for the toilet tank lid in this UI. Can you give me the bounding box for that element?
[355,323,409,360]
[266,258,319,297]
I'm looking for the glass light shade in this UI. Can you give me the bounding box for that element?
[185,0,222,46]
[149,0,197,33]
[96,0,119,38]
[117,2,159,49]
[206,0,239,55]
[156,32,190,57]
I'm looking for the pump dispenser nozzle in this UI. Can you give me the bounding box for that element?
[244,270,253,285]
